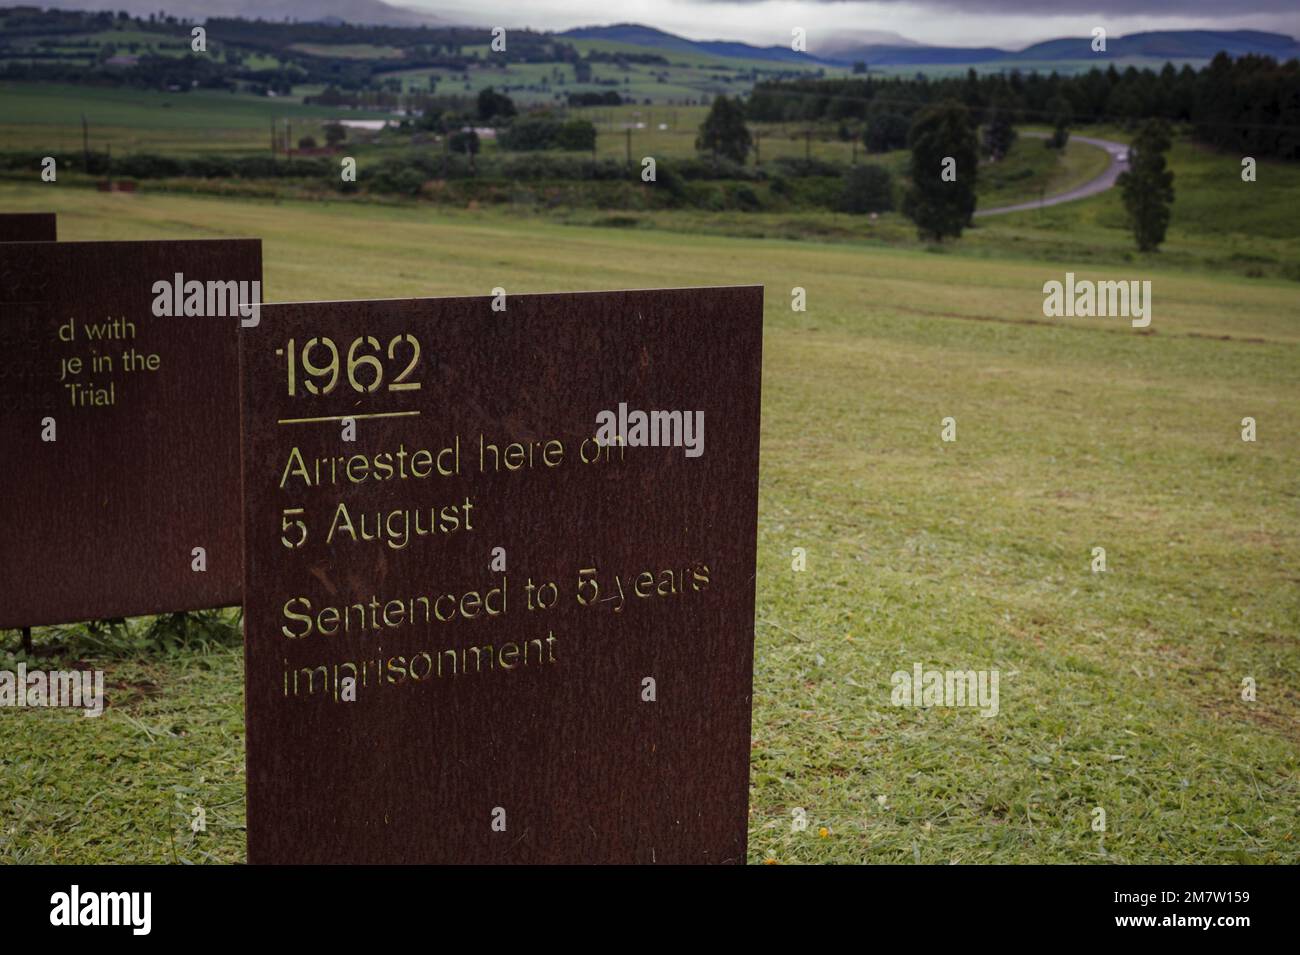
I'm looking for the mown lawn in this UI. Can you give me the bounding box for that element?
[1,183,1296,863]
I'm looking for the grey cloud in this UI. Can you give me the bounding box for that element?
[694,0,1296,11]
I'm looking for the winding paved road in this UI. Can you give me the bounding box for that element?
[974,133,1129,217]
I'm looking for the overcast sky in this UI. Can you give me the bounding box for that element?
[416,0,1300,48]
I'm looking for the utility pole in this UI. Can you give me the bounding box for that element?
[625,127,631,165]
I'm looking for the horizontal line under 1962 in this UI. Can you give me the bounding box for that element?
[276,411,421,426]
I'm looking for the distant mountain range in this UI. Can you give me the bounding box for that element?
[562,22,1300,68]
[23,1,1300,69]
[560,22,834,65]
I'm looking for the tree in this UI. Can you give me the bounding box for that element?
[477,86,516,122]
[1117,120,1175,251]
[696,95,751,164]
[901,100,978,242]
[983,94,1017,160]
[323,122,346,147]
[863,99,910,153]
[1107,80,1146,128]
[1046,95,1072,149]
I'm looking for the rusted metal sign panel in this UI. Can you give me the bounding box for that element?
[0,213,56,242]
[0,239,262,628]
[241,287,763,863]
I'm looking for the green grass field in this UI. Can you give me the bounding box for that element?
[550,133,1299,284]
[0,175,1295,864]
[0,82,395,156]
[0,82,1123,234]
[286,42,406,60]
[978,130,1111,208]
[393,58,792,104]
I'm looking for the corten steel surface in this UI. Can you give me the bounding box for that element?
[0,213,56,242]
[0,239,261,628]
[242,287,763,864]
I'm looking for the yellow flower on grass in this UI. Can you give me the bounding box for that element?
[818,826,830,838]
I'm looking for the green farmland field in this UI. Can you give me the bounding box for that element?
[0,82,396,156]
[0,178,1295,864]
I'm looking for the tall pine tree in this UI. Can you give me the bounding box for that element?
[1117,120,1175,251]
[696,95,752,165]
[901,100,978,242]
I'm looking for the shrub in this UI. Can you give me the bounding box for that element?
[555,119,597,152]
[498,117,562,150]
[449,129,480,155]
[368,165,426,196]
[111,154,183,178]
[769,156,844,178]
[839,164,895,213]
[497,156,625,181]
[732,184,762,211]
